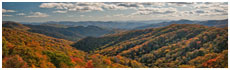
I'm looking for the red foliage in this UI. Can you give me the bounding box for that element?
[85,60,93,68]
[71,57,83,63]
[202,58,217,67]
[196,41,201,44]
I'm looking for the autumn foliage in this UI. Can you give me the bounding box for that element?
[2,22,228,68]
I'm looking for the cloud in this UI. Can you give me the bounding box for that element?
[16,13,25,16]
[53,10,67,13]
[80,15,85,17]
[102,4,128,10]
[40,3,74,9]
[3,14,13,17]
[39,2,145,13]
[115,2,144,8]
[25,12,49,18]
[141,2,166,7]
[68,6,104,12]
[168,2,194,5]
[132,7,177,15]
[40,2,104,12]
[192,2,228,16]
[38,2,227,19]
[2,9,16,13]
[113,14,125,17]
[167,2,195,7]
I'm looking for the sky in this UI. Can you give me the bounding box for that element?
[2,2,228,22]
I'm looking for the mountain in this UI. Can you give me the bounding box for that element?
[2,21,228,68]
[198,19,228,28]
[40,23,69,28]
[72,24,228,68]
[3,21,115,41]
[2,21,30,30]
[3,27,84,68]
[21,21,152,29]
[2,24,146,68]
[135,19,228,29]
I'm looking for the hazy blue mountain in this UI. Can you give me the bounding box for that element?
[135,19,228,29]
[20,20,171,29]
[198,19,228,28]
[3,21,115,41]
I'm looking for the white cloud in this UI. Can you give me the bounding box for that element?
[39,2,148,13]
[26,12,49,18]
[140,2,166,7]
[3,14,13,17]
[132,7,177,15]
[16,13,25,16]
[37,2,228,20]
[102,4,128,10]
[68,6,104,12]
[40,3,74,9]
[80,15,85,17]
[113,14,125,17]
[53,10,67,13]
[40,2,105,12]
[2,9,16,13]
[115,2,144,9]
[167,2,194,7]
[191,2,228,16]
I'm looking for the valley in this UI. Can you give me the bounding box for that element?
[2,19,228,68]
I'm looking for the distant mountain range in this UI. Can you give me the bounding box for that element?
[3,19,228,41]
[20,19,227,30]
[20,20,171,29]
[135,19,228,29]
[3,21,114,41]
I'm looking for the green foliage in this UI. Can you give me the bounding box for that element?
[42,51,74,68]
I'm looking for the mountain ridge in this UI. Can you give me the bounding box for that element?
[134,19,228,29]
[3,21,115,41]
[72,24,228,68]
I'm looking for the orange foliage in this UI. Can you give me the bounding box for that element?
[31,64,36,68]
[86,60,93,68]
[104,58,112,65]
[2,55,28,68]
[202,58,217,67]
[71,57,83,63]
[116,55,122,59]
[7,43,14,48]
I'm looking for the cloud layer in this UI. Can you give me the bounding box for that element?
[38,2,228,16]
[2,9,16,13]
[3,2,228,21]
[25,12,49,18]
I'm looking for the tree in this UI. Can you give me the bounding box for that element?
[86,60,93,68]
[3,55,28,68]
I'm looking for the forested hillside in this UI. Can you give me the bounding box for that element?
[73,24,228,68]
[2,21,228,68]
[2,25,146,68]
